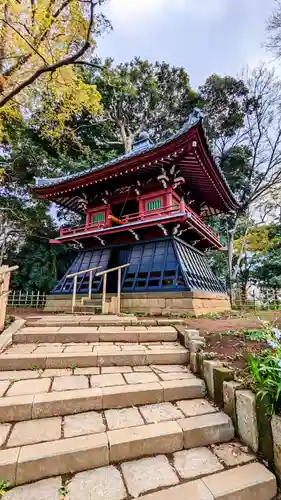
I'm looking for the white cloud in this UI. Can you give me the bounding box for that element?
[105,0,228,27]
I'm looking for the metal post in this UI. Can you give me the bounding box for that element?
[72,275,78,313]
[36,290,40,308]
[102,273,107,314]
[117,268,121,314]
[11,290,15,307]
[25,289,28,306]
[89,270,93,300]
[31,290,34,308]
[19,290,22,307]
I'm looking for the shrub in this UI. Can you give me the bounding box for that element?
[248,322,281,415]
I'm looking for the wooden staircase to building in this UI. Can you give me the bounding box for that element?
[0,315,276,499]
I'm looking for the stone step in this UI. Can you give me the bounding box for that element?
[0,345,188,370]
[0,454,276,499]
[139,463,276,500]
[0,379,206,421]
[13,326,178,344]
[24,315,185,328]
[0,412,234,486]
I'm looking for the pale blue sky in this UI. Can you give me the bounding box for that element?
[97,0,276,88]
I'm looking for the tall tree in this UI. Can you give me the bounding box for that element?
[267,0,281,58]
[215,66,281,302]
[0,0,109,141]
[82,57,200,152]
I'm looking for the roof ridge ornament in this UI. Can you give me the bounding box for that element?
[132,129,154,152]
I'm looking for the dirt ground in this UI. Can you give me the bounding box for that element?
[184,310,281,335]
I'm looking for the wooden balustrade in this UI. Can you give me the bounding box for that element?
[96,264,130,314]
[67,266,103,313]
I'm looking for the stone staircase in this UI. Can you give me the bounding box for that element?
[0,315,277,499]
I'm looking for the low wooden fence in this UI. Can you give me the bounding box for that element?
[7,290,47,309]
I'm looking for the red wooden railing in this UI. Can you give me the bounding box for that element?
[59,201,220,245]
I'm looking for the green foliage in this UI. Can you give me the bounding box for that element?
[70,364,77,374]
[199,75,250,141]
[243,329,266,341]
[59,485,69,498]
[0,479,10,496]
[83,57,200,151]
[248,323,281,415]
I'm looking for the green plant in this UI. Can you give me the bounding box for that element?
[59,485,69,498]
[244,329,266,341]
[31,364,42,372]
[248,322,281,415]
[70,363,77,374]
[0,479,10,496]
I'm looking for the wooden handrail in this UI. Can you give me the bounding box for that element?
[67,265,103,279]
[96,263,130,314]
[95,263,130,277]
[0,265,18,331]
[68,265,103,313]
[0,265,19,274]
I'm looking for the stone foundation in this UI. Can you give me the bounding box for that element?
[45,291,230,316]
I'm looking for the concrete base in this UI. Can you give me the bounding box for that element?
[45,291,230,316]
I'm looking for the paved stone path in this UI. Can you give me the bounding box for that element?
[0,316,276,499]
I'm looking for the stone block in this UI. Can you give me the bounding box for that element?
[160,379,206,402]
[105,408,144,430]
[179,412,234,448]
[236,390,259,452]
[7,378,51,396]
[203,360,221,398]
[213,442,255,466]
[98,332,138,342]
[8,417,61,447]
[67,466,126,500]
[189,340,205,354]
[0,424,11,446]
[256,394,274,466]
[176,399,217,418]
[190,353,198,373]
[90,374,126,388]
[202,462,276,500]
[173,447,224,480]
[134,479,213,500]
[52,375,88,392]
[124,372,159,384]
[0,447,20,486]
[139,402,184,423]
[271,414,281,480]
[45,353,98,368]
[108,421,183,462]
[158,372,195,381]
[0,355,46,371]
[121,455,179,498]
[0,370,38,380]
[2,478,61,500]
[101,366,132,373]
[0,395,33,422]
[139,330,177,343]
[97,352,146,366]
[223,380,241,423]
[146,349,188,365]
[102,383,163,409]
[196,352,206,378]
[152,365,189,373]
[213,366,233,407]
[16,432,109,485]
[32,388,102,418]
[0,381,11,397]
[64,411,105,437]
